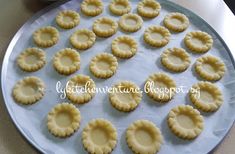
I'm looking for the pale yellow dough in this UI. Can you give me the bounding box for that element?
[109,81,142,112]
[56,10,80,29]
[184,31,213,53]
[70,29,96,50]
[89,53,118,79]
[119,13,143,32]
[168,105,204,140]
[112,35,138,59]
[189,81,223,112]
[66,74,96,104]
[81,0,103,16]
[33,26,59,48]
[17,47,46,72]
[137,0,161,18]
[47,102,81,137]
[53,48,80,75]
[144,26,171,47]
[93,17,118,37]
[163,12,189,32]
[161,47,191,72]
[126,120,163,154]
[82,119,117,154]
[12,76,45,105]
[109,0,131,16]
[145,73,176,102]
[195,55,225,81]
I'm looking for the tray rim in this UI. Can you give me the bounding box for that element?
[1,0,235,153]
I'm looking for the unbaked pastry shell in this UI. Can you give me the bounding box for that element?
[17,47,46,72]
[189,81,223,112]
[82,118,117,154]
[53,48,80,75]
[126,120,163,154]
[161,47,191,72]
[168,105,204,140]
[89,53,118,78]
[109,81,142,112]
[47,102,81,137]
[144,26,171,47]
[12,76,45,105]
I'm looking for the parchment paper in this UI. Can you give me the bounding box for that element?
[3,0,235,153]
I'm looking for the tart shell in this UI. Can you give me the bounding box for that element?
[126,120,163,154]
[168,105,204,140]
[47,102,81,137]
[109,81,142,112]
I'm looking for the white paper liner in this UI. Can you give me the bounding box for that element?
[3,0,235,153]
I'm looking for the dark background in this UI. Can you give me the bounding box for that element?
[224,0,235,14]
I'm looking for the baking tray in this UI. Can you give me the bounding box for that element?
[1,0,235,153]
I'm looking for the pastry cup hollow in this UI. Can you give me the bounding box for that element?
[189,81,223,112]
[145,72,176,102]
[112,35,138,59]
[163,12,189,32]
[126,120,163,154]
[137,0,161,18]
[89,53,118,79]
[167,105,204,140]
[109,81,142,112]
[92,17,118,37]
[82,118,117,154]
[195,55,225,81]
[66,74,96,104]
[161,47,191,72]
[53,48,80,75]
[70,29,96,50]
[184,31,213,53]
[33,26,59,48]
[56,10,80,29]
[109,0,131,16]
[12,76,45,105]
[144,26,171,47]
[81,0,103,16]
[47,102,81,137]
[119,13,143,32]
[17,47,46,72]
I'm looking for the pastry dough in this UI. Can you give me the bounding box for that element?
[189,81,223,112]
[161,47,191,72]
[119,13,143,32]
[109,0,131,16]
[163,12,189,32]
[109,81,142,112]
[81,0,103,16]
[12,76,45,105]
[126,120,163,154]
[56,10,80,29]
[70,29,96,50]
[66,74,96,104]
[17,47,46,72]
[184,31,213,53]
[33,26,59,48]
[82,118,117,154]
[195,55,225,81]
[92,17,118,37]
[168,105,204,140]
[89,53,118,78]
[47,102,81,137]
[144,26,171,47]
[53,48,80,75]
[137,0,161,18]
[112,35,138,59]
[145,73,176,102]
